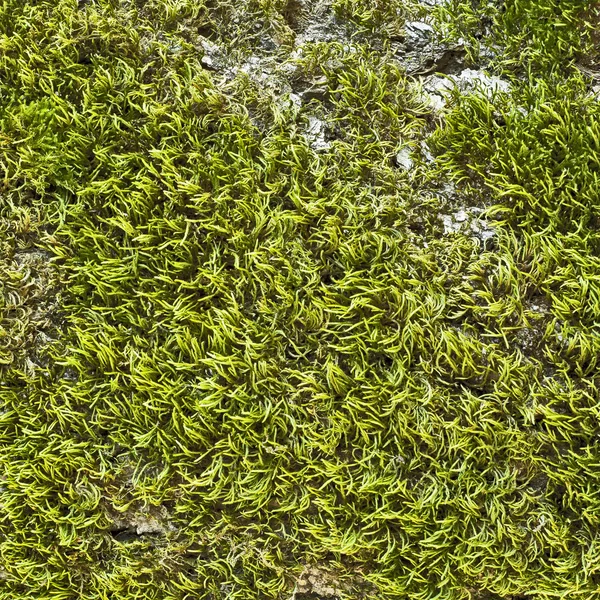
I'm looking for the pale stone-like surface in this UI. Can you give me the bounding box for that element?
[305,115,331,151]
[396,147,415,171]
[420,69,512,111]
[441,206,495,243]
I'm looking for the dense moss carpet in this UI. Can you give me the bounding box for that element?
[1,1,600,598]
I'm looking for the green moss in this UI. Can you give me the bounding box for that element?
[1,0,600,599]
[436,0,599,75]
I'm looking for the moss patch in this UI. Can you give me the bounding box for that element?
[1,1,600,599]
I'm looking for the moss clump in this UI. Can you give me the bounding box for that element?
[1,1,600,599]
[436,0,599,75]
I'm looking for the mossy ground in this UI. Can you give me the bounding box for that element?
[1,1,600,598]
